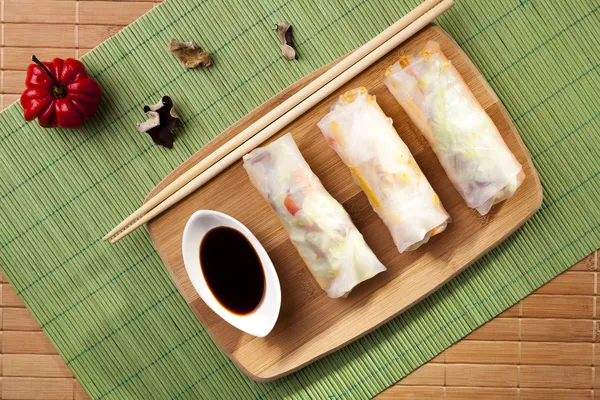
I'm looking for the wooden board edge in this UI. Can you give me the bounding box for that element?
[145,22,542,225]
[239,26,544,382]
[253,192,542,382]
[144,24,544,382]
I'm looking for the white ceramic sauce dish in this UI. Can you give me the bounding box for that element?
[182,210,281,337]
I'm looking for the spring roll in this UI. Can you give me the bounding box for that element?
[385,41,524,215]
[317,87,450,253]
[243,133,385,298]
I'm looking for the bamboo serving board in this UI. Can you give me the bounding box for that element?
[146,25,543,382]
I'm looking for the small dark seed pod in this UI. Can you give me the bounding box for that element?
[274,22,296,61]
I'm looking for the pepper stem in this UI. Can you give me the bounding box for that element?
[31,55,66,98]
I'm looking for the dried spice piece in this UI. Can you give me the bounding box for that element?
[137,96,181,148]
[168,39,211,69]
[274,22,296,61]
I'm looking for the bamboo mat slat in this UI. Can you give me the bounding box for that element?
[0,4,162,399]
[1,251,597,400]
[1,0,600,399]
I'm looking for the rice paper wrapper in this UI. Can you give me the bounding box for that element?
[317,88,450,253]
[243,133,385,298]
[385,41,524,215]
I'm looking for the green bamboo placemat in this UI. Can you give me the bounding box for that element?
[1,0,599,398]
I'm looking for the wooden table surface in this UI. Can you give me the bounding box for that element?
[0,1,597,399]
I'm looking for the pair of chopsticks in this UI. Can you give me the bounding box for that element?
[105,0,454,243]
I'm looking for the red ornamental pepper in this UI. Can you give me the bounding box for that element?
[20,56,102,128]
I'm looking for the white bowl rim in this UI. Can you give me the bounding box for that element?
[182,210,281,338]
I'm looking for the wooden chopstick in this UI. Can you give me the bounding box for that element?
[107,0,453,243]
[104,0,442,242]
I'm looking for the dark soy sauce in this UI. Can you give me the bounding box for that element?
[200,226,265,315]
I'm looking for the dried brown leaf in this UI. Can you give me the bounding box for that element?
[168,39,212,69]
